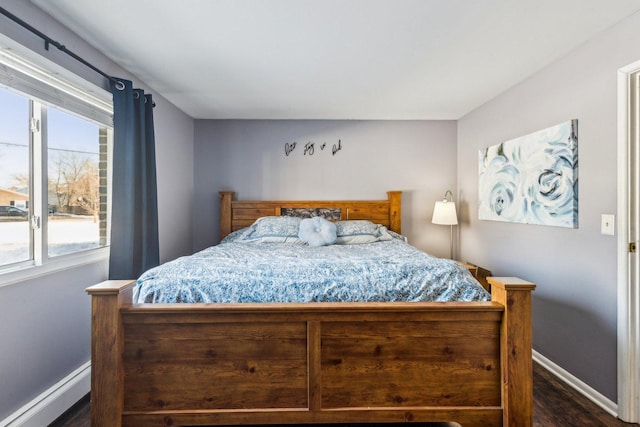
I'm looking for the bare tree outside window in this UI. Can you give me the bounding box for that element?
[49,152,99,220]
[10,173,29,191]
[72,159,99,221]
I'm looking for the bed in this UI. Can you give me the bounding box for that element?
[86,190,535,427]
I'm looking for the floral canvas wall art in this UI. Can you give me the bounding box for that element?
[478,119,578,228]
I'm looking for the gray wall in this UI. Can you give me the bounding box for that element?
[0,1,194,420]
[458,11,640,402]
[193,120,457,254]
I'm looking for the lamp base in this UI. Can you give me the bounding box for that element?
[449,224,454,259]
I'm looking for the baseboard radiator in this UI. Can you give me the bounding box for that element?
[0,361,90,427]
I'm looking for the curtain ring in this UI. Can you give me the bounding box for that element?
[143,95,156,107]
[134,91,140,99]
[114,80,126,91]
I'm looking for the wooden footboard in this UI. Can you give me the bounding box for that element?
[87,277,535,427]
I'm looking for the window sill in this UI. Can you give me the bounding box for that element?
[0,247,109,288]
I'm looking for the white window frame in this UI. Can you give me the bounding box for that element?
[0,35,113,287]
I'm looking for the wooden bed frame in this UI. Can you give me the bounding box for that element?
[87,191,535,427]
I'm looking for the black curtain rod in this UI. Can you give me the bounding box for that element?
[0,6,120,87]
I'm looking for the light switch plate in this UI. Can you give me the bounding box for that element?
[601,214,615,236]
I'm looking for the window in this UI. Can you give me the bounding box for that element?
[47,106,109,258]
[0,89,30,266]
[0,38,113,274]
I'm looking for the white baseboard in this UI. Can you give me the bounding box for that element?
[0,361,90,427]
[533,350,618,417]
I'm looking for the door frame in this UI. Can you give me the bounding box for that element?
[617,60,640,423]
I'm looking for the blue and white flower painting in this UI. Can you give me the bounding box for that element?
[478,120,578,228]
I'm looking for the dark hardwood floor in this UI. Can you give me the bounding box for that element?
[531,362,636,427]
[49,362,639,427]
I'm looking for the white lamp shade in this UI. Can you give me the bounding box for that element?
[432,200,458,225]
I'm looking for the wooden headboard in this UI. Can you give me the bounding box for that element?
[219,191,402,240]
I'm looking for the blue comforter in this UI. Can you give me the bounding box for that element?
[134,239,490,304]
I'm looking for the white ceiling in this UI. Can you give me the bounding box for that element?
[31,0,640,120]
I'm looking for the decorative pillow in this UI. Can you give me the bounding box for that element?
[235,216,303,243]
[298,217,337,247]
[334,220,394,244]
[281,207,342,220]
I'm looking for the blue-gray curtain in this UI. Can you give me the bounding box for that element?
[108,78,159,279]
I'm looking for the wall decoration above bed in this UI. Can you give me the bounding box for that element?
[478,119,578,228]
[284,139,343,157]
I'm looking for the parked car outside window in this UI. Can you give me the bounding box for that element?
[0,205,28,218]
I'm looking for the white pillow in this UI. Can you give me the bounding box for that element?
[334,220,394,244]
[298,217,337,247]
[235,216,303,244]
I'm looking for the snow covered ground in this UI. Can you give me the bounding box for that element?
[0,218,101,265]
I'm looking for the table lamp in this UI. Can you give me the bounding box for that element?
[432,190,458,259]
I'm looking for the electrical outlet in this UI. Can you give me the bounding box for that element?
[601,214,615,236]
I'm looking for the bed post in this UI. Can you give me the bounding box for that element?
[488,277,536,427]
[220,191,235,240]
[86,280,135,427]
[387,191,402,234]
